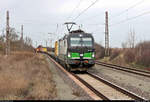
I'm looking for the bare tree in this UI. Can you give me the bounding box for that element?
[24,36,32,46]
[127,28,136,48]
[121,42,128,49]
[0,35,5,42]
[0,35,5,51]
[9,28,19,41]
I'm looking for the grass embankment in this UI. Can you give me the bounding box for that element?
[0,52,56,100]
[95,41,150,71]
[99,55,150,71]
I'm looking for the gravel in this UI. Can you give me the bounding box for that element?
[78,74,133,100]
[88,64,150,99]
[45,55,93,100]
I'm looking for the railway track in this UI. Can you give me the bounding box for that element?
[96,61,150,78]
[45,53,146,100]
[73,72,146,100]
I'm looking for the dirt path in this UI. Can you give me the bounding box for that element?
[44,54,92,100]
[45,55,79,100]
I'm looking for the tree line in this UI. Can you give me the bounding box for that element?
[0,27,34,54]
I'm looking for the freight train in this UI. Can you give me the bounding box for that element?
[35,45,47,53]
[54,29,95,71]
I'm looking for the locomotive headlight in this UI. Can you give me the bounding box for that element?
[68,53,71,57]
[79,34,83,37]
[92,53,95,58]
[80,54,83,56]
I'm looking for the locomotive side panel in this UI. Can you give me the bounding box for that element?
[58,39,68,63]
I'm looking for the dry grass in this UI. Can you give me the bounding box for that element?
[0,51,56,100]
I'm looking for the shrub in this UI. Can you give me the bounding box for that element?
[110,49,121,60]
[0,45,3,51]
[135,50,150,67]
[94,43,105,59]
[124,49,135,63]
[135,41,150,67]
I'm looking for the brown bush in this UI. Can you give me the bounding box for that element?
[135,41,150,67]
[135,50,150,67]
[124,49,135,63]
[94,43,105,59]
[110,49,121,60]
[0,42,5,54]
[135,41,150,50]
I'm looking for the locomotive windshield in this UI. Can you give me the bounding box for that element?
[82,38,92,46]
[70,37,92,47]
[70,37,81,46]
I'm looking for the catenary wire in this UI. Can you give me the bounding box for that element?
[110,10,150,27]
[66,0,83,21]
[110,0,145,21]
[72,0,100,21]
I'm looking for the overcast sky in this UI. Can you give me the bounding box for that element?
[0,0,150,48]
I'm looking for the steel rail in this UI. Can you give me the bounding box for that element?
[72,73,109,100]
[96,61,150,74]
[45,52,147,100]
[96,61,150,78]
[87,71,147,100]
[45,52,106,100]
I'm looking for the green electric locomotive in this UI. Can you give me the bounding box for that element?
[54,23,95,71]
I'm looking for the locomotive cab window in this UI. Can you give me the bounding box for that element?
[82,37,92,46]
[70,37,93,47]
[70,37,81,47]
